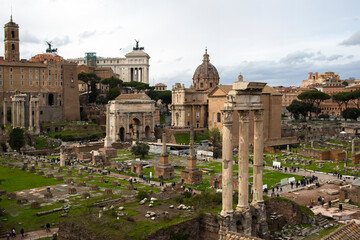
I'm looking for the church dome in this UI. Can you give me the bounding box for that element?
[193,49,219,90]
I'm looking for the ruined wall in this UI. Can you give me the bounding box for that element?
[59,213,220,240]
[265,198,314,232]
[352,153,360,164]
[340,187,360,205]
[300,148,345,162]
[300,148,321,158]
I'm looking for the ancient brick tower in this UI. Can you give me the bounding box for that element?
[4,16,20,61]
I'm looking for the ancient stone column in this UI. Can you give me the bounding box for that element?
[220,109,234,217]
[104,104,111,148]
[237,110,250,210]
[20,99,25,128]
[35,99,40,134]
[352,139,356,155]
[3,100,7,126]
[11,100,15,127]
[253,110,264,204]
[60,146,65,167]
[29,101,33,132]
[161,133,167,157]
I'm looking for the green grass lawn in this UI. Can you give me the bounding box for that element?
[0,166,63,192]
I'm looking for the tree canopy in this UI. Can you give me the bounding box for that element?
[106,87,121,101]
[101,77,123,89]
[342,108,360,121]
[332,92,352,109]
[297,90,330,116]
[9,128,25,151]
[78,72,101,103]
[131,142,150,158]
[286,100,313,120]
[146,90,172,105]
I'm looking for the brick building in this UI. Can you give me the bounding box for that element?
[0,17,80,126]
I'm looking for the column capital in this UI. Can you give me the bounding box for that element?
[221,109,233,124]
[254,109,264,121]
[237,110,250,122]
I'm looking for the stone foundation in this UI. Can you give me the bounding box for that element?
[154,163,175,179]
[181,167,202,185]
[131,162,144,176]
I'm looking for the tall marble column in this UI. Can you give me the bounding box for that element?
[237,110,250,209]
[253,110,264,204]
[21,100,25,128]
[220,109,234,217]
[3,100,7,126]
[11,100,15,127]
[35,100,40,134]
[104,104,111,147]
[352,139,356,155]
[29,101,33,131]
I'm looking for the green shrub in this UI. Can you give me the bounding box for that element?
[136,190,149,201]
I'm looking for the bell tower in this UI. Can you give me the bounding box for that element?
[4,16,20,61]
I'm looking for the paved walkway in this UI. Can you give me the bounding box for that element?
[0,228,58,240]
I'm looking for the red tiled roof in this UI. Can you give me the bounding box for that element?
[321,222,360,240]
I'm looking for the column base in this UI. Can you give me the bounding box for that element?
[218,213,236,240]
[236,205,250,212]
[220,209,233,218]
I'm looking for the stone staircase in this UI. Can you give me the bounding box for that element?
[315,213,330,228]
[0,226,7,238]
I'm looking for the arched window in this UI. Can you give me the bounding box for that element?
[217,112,221,122]
[210,82,213,87]
[11,31,15,38]
[11,44,15,51]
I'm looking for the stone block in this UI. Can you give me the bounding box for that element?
[89,185,99,190]
[105,188,113,194]
[67,188,77,194]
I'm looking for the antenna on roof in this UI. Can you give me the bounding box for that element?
[10,2,13,22]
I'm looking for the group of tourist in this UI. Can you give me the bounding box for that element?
[6,227,24,239]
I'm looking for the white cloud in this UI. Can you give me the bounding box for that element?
[340,30,360,46]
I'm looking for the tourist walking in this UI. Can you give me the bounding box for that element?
[46,223,51,233]
[20,228,24,238]
[11,227,16,238]
[339,204,343,212]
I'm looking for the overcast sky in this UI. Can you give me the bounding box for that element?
[1,0,360,87]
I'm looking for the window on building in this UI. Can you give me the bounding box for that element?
[0,81,2,85]
[11,31,15,38]
[21,68,24,72]
[36,82,39,86]
[11,44,15,51]
[36,75,38,79]
[42,69,45,73]
[30,68,33,72]
[49,70,51,75]
[217,112,221,122]
[0,74,2,79]
[42,81,45,86]
[9,68,13,72]
[55,75,57,80]
[196,112,200,118]
[55,82,58,86]
[9,74,12,79]
[21,81,24,86]
[0,67,2,71]
[49,76,51,80]
[30,81,32,86]
[29,75,32,79]
[10,80,13,85]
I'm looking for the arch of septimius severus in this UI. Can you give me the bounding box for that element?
[219,76,269,239]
